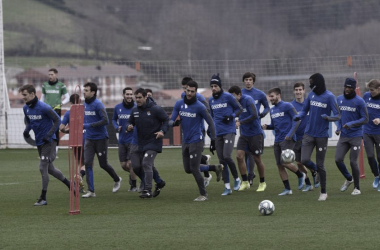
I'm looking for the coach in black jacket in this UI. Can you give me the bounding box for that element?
[127,88,169,198]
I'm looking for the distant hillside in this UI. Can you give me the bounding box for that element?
[4,0,380,62]
[3,0,146,60]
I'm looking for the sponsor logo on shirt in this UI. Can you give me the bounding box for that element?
[118,114,130,119]
[242,108,247,113]
[179,111,196,118]
[367,102,380,109]
[310,101,327,108]
[271,112,284,119]
[339,106,356,112]
[46,90,60,94]
[28,115,42,120]
[85,111,96,115]
[211,103,227,109]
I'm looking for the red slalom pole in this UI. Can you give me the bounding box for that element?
[354,72,365,179]
[68,86,84,215]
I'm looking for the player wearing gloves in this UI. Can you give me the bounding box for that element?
[171,80,222,201]
[228,86,267,192]
[209,73,243,195]
[262,87,305,196]
[20,84,71,206]
[82,82,122,198]
[294,73,340,201]
[335,78,368,195]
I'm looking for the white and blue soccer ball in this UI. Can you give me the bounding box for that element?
[258,200,275,216]
[281,149,296,164]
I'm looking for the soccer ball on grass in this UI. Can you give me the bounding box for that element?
[258,200,275,216]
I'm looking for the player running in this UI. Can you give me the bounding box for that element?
[170,80,222,201]
[335,78,368,195]
[262,87,305,196]
[209,73,243,195]
[228,86,267,192]
[294,73,341,201]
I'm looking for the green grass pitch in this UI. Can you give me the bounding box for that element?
[0,147,377,249]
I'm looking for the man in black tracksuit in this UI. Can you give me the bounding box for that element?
[127,88,169,198]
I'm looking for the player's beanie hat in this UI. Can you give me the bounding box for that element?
[210,73,222,87]
[344,78,357,88]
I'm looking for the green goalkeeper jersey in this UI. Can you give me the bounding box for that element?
[42,81,68,110]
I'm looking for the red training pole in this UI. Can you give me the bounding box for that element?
[68,86,84,215]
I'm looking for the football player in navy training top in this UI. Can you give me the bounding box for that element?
[294,73,340,201]
[170,80,222,201]
[262,87,305,196]
[112,87,138,191]
[335,78,368,195]
[20,84,71,206]
[180,77,213,187]
[291,82,315,191]
[209,73,243,195]
[362,79,380,191]
[241,72,269,187]
[81,82,122,198]
[228,86,267,192]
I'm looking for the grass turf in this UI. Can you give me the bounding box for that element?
[0,147,377,249]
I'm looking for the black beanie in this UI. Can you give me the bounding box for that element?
[344,78,357,89]
[210,73,222,88]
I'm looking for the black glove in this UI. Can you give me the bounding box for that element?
[222,115,233,124]
[23,130,30,138]
[42,135,50,144]
[293,116,301,121]
[259,113,265,119]
[210,140,216,155]
[173,119,181,127]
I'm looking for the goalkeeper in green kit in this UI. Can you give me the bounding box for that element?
[40,68,70,156]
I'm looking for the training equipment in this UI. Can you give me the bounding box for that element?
[68,94,84,215]
[258,200,275,216]
[281,149,295,164]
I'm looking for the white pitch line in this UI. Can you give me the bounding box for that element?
[0,180,40,186]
